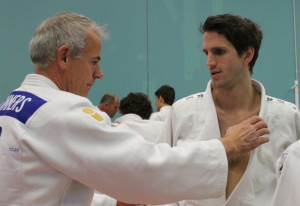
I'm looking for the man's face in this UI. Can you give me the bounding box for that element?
[202,31,249,90]
[66,29,103,97]
[106,98,119,118]
[155,96,163,111]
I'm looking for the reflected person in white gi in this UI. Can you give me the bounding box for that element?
[0,12,269,206]
[165,14,300,206]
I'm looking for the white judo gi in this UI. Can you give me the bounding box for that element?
[0,74,229,206]
[169,80,300,206]
[91,114,170,206]
[150,106,172,122]
[113,113,169,144]
[271,140,300,206]
[91,192,117,206]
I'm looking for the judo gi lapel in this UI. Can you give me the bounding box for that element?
[225,79,265,205]
[252,80,265,117]
[202,80,221,139]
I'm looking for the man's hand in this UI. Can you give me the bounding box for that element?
[220,115,269,159]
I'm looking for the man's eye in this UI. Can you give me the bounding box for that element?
[214,49,225,55]
[92,61,98,66]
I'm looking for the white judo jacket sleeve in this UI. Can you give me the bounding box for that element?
[0,74,228,206]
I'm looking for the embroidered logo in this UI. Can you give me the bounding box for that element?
[9,146,19,152]
[276,99,285,104]
[186,96,194,101]
[82,108,104,122]
[197,93,204,98]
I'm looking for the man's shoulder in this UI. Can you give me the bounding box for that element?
[149,112,160,121]
[253,79,298,112]
[34,89,93,116]
[0,88,97,128]
[174,92,206,107]
[29,89,99,126]
[265,95,298,111]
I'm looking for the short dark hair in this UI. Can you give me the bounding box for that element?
[119,93,153,119]
[155,85,175,105]
[200,13,263,75]
[100,93,117,105]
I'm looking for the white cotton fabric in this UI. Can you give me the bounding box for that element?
[91,114,169,206]
[90,192,117,206]
[0,74,228,206]
[168,79,300,206]
[113,113,169,144]
[150,106,172,122]
[271,140,300,206]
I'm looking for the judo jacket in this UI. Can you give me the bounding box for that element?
[91,114,169,206]
[113,113,169,144]
[0,74,228,206]
[271,139,300,206]
[169,79,300,206]
[150,106,172,122]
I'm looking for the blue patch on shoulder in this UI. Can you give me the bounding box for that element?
[0,91,47,124]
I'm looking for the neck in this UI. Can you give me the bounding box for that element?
[212,79,260,112]
[158,103,170,111]
[35,65,65,92]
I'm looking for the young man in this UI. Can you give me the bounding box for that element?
[150,85,175,121]
[167,14,300,206]
[98,93,119,118]
[0,12,269,206]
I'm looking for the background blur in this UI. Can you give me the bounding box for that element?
[0,0,299,120]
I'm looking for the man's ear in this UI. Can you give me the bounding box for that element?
[57,45,70,70]
[158,96,165,103]
[243,47,254,65]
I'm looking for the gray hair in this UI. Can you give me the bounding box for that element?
[100,93,117,105]
[29,12,108,69]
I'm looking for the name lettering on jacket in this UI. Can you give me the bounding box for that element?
[0,91,47,124]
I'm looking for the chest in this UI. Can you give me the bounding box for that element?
[217,107,260,137]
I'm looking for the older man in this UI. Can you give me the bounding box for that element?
[98,93,119,118]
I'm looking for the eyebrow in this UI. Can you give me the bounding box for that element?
[203,46,226,52]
